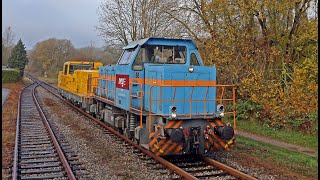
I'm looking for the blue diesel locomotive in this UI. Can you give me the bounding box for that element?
[87,38,237,155]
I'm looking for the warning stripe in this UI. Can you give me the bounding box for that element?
[151,139,165,152]
[149,120,180,147]
[149,136,160,148]
[149,120,183,155]
[165,120,182,129]
[209,121,230,151]
[154,139,171,155]
[210,121,228,149]
[206,138,215,151]
[208,135,221,150]
[161,140,172,151]
[157,139,175,155]
[155,140,173,156]
[165,121,175,128]
[165,143,178,154]
[152,139,165,152]
[213,120,233,151]
[216,120,224,126]
[149,132,155,139]
[214,125,234,151]
[172,121,183,128]
[154,138,184,155]
[209,134,225,150]
[173,145,182,154]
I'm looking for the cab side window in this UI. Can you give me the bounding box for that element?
[190,53,200,66]
[118,48,136,65]
[133,48,144,66]
[64,64,68,75]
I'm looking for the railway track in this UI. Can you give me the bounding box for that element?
[25,74,257,180]
[12,83,89,180]
[164,155,254,179]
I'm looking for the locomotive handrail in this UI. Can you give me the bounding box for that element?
[88,75,237,134]
[148,84,237,133]
[91,76,116,104]
[129,82,144,128]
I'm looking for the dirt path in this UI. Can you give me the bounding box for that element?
[237,130,318,157]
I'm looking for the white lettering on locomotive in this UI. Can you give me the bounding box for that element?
[118,78,126,87]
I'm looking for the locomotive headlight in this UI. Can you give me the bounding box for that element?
[217,104,224,118]
[171,112,177,119]
[188,67,194,73]
[217,104,224,112]
[170,106,177,119]
[171,106,177,112]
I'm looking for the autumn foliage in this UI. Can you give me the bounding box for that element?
[188,0,318,134]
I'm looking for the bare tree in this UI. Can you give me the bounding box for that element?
[96,0,184,46]
[2,26,16,65]
[3,26,15,46]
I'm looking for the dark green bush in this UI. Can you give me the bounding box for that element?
[236,100,263,122]
[309,111,318,134]
[2,69,21,83]
[236,99,318,134]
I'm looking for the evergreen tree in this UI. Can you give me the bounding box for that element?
[8,39,28,76]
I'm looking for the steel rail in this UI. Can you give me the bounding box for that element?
[199,155,258,180]
[12,82,76,180]
[12,83,33,180]
[32,84,76,180]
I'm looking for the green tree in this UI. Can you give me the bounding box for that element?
[8,39,28,76]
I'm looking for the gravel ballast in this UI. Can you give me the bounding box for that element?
[36,87,172,180]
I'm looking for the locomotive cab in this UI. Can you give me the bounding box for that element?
[58,61,103,112]
[93,38,236,155]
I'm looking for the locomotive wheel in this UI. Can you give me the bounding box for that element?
[89,112,96,117]
[124,131,129,138]
[134,138,140,145]
[124,130,133,139]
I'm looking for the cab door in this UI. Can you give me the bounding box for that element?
[185,50,215,115]
[130,48,145,111]
[114,48,138,111]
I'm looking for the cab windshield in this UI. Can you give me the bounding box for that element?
[133,45,186,66]
[69,64,92,74]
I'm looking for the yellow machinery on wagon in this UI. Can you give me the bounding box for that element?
[58,61,103,111]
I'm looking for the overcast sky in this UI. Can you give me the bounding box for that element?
[2,0,105,50]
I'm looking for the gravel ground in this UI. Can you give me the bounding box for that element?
[36,87,173,180]
[208,152,277,180]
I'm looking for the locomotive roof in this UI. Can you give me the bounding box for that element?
[123,38,197,49]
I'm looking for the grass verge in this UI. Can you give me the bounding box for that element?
[2,82,24,179]
[235,135,318,178]
[236,120,318,150]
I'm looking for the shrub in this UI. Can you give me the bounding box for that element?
[236,100,263,122]
[2,69,21,83]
